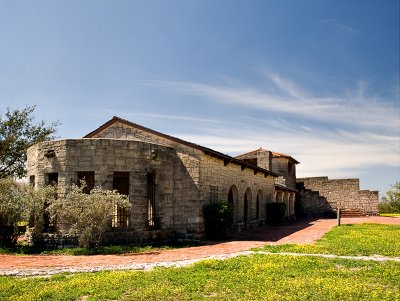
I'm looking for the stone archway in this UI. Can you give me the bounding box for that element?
[228,185,239,222]
[256,190,263,220]
[244,188,252,223]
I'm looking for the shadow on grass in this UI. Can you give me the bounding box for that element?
[0,241,200,256]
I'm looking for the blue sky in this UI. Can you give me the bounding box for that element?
[1,0,399,196]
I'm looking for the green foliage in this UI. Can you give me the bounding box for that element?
[1,255,399,300]
[379,181,400,213]
[261,223,400,257]
[0,178,30,246]
[49,183,131,248]
[0,106,59,178]
[0,178,56,247]
[266,202,286,225]
[203,201,233,240]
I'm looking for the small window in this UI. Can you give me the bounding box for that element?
[112,172,130,228]
[46,173,58,186]
[209,185,219,202]
[77,171,95,194]
[44,173,58,231]
[29,175,35,187]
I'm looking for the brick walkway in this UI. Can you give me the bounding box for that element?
[0,216,399,275]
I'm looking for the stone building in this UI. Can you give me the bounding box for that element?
[27,116,379,245]
[235,148,298,219]
[27,116,282,244]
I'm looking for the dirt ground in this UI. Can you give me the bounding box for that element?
[0,216,399,272]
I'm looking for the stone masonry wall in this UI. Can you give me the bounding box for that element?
[89,120,277,233]
[271,157,296,189]
[296,177,378,216]
[27,139,203,244]
[200,154,276,231]
[89,121,203,159]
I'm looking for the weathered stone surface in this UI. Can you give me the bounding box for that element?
[296,177,378,216]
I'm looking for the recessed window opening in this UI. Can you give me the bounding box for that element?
[112,172,130,228]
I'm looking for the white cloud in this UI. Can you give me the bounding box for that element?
[148,76,399,133]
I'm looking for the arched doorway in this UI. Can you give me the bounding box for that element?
[228,185,239,222]
[244,188,252,223]
[256,190,263,220]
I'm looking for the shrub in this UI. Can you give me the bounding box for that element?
[49,184,131,248]
[0,178,30,246]
[0,178,57,247]
[203,201,233,240]
[266,202,286,225]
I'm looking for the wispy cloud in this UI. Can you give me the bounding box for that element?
[149,76,399,133]
[100,109,225,124]
[143,75,399,182]
[322,19,358,36]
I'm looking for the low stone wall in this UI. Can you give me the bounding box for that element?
[26,231,78,249]
[296,177,378,216]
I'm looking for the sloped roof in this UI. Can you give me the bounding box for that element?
[84,116,279,177]
[275,183,297,193]
[271,151,300,164]
[236,147,299,164]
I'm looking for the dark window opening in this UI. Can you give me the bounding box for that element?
[147,172,156,228]
[29,175,35,187]
[228,188,233,205]
[244,194,248,222]
[46,173,58,186]
[77,171,95,194]
[112,172,130,228]
[256,196,260,220]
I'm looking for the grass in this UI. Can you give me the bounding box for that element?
[1,254,399,300]
[379,213,400,217]
[0,241,199,256]
[260,223,400,257]
[2,223,400,300]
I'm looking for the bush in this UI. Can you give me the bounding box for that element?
[203,201,233,240]
[0,178,30,247]
[266,202,286,225]
[0,178,57,247]
[49,184,131,248]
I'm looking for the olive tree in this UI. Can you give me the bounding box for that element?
[0,177,56,247]
[49,184,131,248]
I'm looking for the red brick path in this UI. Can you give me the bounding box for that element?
[0,216,399,271]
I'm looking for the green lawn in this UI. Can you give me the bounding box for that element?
[261,223,400,257]
[2,223,400,300]
[1,255,399,301]
[379,213,400,217]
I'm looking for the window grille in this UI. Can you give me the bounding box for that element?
[147,172,156,228]
[112,172,130,228]
[209,185,219,202]
[76,171,95,193]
